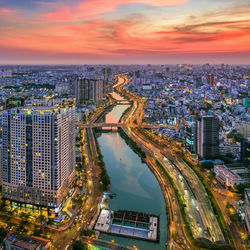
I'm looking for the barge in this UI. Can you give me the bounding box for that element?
[95,209,159,242]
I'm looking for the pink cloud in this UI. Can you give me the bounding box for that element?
[1,15,249,57]
[0,8,16,15]
[44,0,188,23]
[77,0,187,18]
[1,0,250,62]
[0,8,18,22]
[44,6,74,22]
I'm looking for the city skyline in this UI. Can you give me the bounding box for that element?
[0,63,249,249]
[0,0,250,64]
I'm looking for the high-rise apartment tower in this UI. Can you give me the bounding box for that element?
[1,106,75,212]
[197,115,219,159]
[75,78,104,106]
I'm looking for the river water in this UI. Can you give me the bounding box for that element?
[96,98,167,250]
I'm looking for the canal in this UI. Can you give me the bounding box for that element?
[96,94,167,250]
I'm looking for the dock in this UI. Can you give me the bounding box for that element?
[95,209,159,242]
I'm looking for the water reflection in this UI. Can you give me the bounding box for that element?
[105,105,130,123]
[96,104,167,249]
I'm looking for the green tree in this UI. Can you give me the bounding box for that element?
[71,240,87,250]
[47,218,54,225]
[0,200,7,212]
[76,163,83,173]
[19,212,31,222]
[225,152,234,159]
[80,229,95,237]
[33,228,42,237]
[227,130,243,143]
[16,224,28,234]
[0,226,7,243]
[37,214,46,223]
[201,161,214,170]
[7,209,14,217]
[236,183,250,195]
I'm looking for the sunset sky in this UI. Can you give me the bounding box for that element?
[0,0,250,64]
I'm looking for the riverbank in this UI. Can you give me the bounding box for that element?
[118,106,131,123]
[93,131,111,192]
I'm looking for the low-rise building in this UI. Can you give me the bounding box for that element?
[5,234,51,250]
[214,165,248,187]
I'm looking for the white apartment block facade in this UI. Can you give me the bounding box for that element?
[1,106,75,212]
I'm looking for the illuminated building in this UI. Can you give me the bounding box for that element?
[207,74,215,87]
[1,106,75,212]
[6,97,24,109]
[243,98,250,108]
[185,121,196,153]
[197,115,219,159]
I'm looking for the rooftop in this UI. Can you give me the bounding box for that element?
[7,235,41,250]
[215,165,241,181]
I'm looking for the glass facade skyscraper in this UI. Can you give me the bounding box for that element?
[197,115,219,159]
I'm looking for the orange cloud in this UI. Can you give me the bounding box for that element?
[1,15,249,57]
[0,0,250,63]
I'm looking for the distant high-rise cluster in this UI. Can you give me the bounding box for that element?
[75,78,104,106]
[1,106,75,212]
[103,67,112,83]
